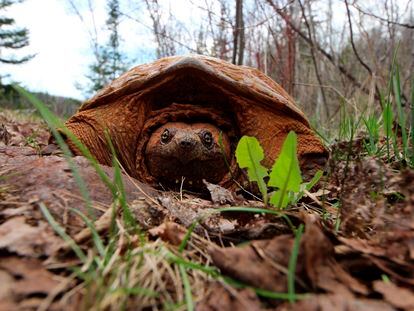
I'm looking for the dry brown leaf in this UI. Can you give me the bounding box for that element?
[209,234,295,293]
[373,280,414,310]
[278,294,394,311]
[0,257,63,297]
[0,270,14,300]
[0,216,61,257]
[338,237,385,257]
[303,216,368,296]
[196,282,262,311]
[203,180,236,205]
[149,222,188,245]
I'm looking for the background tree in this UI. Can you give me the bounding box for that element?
[0,0,32,82]
[83,0,128,95]
[232,0,245,65]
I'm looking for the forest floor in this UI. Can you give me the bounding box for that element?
[0,108,413,310]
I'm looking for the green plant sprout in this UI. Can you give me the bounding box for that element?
[235,135,269,204]
[362,46,414,166]
[235,131,323,209]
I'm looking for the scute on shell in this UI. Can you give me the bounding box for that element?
[64,55,327,187]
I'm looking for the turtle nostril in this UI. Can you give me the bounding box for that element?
[179,138,194,149]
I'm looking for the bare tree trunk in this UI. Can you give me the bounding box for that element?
[285,5,296,95]
[232,0,245,65]
[144,0,163,58]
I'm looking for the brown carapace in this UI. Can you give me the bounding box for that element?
[63,55,327,190]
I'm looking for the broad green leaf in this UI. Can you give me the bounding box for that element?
[268,131,302,208]
[269,190,292,209]
[235,136,268,204]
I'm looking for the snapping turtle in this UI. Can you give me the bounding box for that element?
[63,55,326,190]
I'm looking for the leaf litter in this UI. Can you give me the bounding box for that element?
[0,109,414,310]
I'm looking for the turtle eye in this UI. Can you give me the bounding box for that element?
[202,131,213,147]
[160,129,170,144]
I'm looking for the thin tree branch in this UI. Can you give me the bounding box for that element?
[352,2,414,29]
[344,0,373,75]
[298,0,329,117]
[344,0,382,106]
[119,10,197,53]
[264,0,381,102]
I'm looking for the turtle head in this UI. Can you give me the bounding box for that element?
[144,122,231,190]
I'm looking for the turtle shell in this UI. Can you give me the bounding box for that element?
[64,55,327,187]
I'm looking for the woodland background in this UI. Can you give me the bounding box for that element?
[1,0,413,127]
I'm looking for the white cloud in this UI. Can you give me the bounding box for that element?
[2,0,98,99]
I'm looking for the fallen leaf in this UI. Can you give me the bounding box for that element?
[303,217,368,296]
[197,282,262,311]
[278,294,394,311]
[209,234,296,293]
[0,257,64,297]
[203,180,236,205]
[373,280,414,309]
[0,216,61,257]
[149,222,187,245]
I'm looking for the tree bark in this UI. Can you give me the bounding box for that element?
[232,0,245,65]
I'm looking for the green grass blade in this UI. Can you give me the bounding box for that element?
[13,85,123,220]
[393,63,408,159]
[110,287,159,297]
[179,265,194,311]
[387,43,400,103]
[165,251,220,277]
[178,220,199,253]
[61,127,117,196]
[39,203,87,262]
[13,85,95,216]
[254,287,307,300]
[223,276,307,300]
[70,208,106,258]
[305,170,323,191]
[382,99,394,162]
[104,131,139,232]
[287,224,304,303]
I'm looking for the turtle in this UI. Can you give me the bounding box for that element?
[63,55,327,191]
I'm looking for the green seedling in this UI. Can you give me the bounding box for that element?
[268,132,302,208]
[363,114,380,156]
[236,131,323,209]
[235,135,269,205]
[379,44,414,166]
